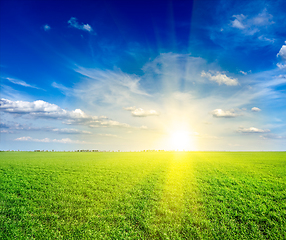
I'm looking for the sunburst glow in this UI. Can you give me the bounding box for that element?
[170,130,192,151]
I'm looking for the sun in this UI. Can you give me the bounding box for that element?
[170,130,192,151]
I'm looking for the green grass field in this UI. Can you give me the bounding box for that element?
[0,152,285,239]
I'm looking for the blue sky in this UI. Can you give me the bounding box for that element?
[1,0,286,151]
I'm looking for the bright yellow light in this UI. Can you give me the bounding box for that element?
[170,130,191,151]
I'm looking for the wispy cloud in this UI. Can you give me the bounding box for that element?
[51,128,91,134]
[14,136,89,144]
[201,71,239,86]
[253,74,286,100]
[1,129,14,134]
[3,77,43,90]
[68,17,94,33]
[86,119,131,129]
[51,66,151,110]
[260,133,286,139]
[74,66,150,96]
[0,122,40,132]
[51,82,73,95]
[97,133,119,138]
[211,6,279,48]
[231,14,246,29]
[237,127,270,133]
[0,121,92,134]
[231,9,274,35]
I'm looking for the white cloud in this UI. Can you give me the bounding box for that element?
[277,44,286,61]
[0,98,76,117]
[240,70,247,75]
[0,98,132,129]
[231,15,245,29]
[14,136,89,144]
[124,106,159,117]
[68,17,94,33]
[201,71,239,86]
[43,24,51,31]
[211,109,240,118]
[251,107,261,112]
[237,127,270,133]
[132,108,159,117]
[277,63,286,69]
[82,24,92,32]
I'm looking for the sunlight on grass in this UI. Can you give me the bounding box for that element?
[151,152,195,237]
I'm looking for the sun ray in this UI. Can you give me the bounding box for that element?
[152,152,188,235]
[168,128,195,151]
[170,130,191,151]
